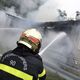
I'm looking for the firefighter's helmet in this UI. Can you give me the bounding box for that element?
[18,28,42,52]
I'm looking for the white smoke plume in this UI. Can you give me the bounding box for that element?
[0,0,79,54]
[0,11,7,27]
[1,0,80,23]
[0,0,48,28]
[15,0,46,17]
[27,0,80,22]
[27,0,59,22]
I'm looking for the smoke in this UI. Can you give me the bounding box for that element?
[1,0,80,22]
[5,6,17,16]
[0,0,48,27]
[41,31,73,62]
[0,0,47,53]
[27,0,57,22]
[19,0,80,21]
[0,0,79,55]
[39,32,66,55]
[27,0,59,22]
[15,0,38,17]
[13,0,46,17]
[69,24,80,67]
[27,0,80,22]
[0,0,59,22]
[0,28,24,53]
[0,11,8,28]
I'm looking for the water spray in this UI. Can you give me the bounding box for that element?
[39,32,67,55]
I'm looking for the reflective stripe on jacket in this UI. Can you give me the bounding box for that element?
[0,63,46,80]
[0,63,33,80]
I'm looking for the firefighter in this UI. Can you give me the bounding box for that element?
[0,28,46,80]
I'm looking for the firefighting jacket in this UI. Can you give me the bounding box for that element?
[0,46,46,80]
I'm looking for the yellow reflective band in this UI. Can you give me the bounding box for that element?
[0,64,33,80]
[38,69,46,77]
